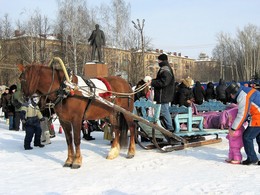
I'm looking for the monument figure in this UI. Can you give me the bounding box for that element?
[88,24,106,63]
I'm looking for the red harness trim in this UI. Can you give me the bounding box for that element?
[96,77,112,98]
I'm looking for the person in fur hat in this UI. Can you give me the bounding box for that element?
[175,77,194,107]
[147,54,175,131]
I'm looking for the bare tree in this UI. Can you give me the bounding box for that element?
[213,24,260,82]
[0,14,15,85]
[55,0,92,74]
[236,24,260,80]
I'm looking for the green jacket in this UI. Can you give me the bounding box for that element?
[11,83,24,111]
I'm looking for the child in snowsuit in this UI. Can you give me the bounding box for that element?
[224,107,245,164]
[21,95,45,150]
[226,125,244,164]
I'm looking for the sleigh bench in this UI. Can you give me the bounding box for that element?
[134,98,165,139]
[169,100,229,136]
[169,106,204,133]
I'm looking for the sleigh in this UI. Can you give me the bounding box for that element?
[134,98,230,152]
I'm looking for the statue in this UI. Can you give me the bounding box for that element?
[88,24,106,63]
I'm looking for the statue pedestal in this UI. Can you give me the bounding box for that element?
[84,63,108,78]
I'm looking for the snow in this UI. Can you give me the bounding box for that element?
[0,117,259,195]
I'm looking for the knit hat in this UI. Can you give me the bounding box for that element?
[158,54,168,61]
[182,77,194,87]
[9,84,17,91]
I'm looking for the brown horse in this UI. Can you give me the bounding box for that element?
[18,64,136,169]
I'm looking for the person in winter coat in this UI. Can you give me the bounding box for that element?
[205,82,216,101]
[148,54,175,131]
[193,81,205,105]
[226,82,260,165]
[2,85,16,130]
[175,77,194,107]
[216,79,227,104]
[1,87,9,120]
[21,94,45,150]
[11,83,24,131]
[134,76,152,101]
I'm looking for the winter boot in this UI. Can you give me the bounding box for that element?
[24,145,33,150]
[83,133,95,141]
[34,143,45,148]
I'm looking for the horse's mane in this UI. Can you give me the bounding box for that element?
[25,65,42,94]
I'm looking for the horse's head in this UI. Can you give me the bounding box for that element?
[18,64,41,98]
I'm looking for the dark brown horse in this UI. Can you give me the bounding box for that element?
[18,64,136,169]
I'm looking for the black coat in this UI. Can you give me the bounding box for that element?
[151,61,175,104]
[216,79,227,103]
[175,82,193,107]
[193,81,205,105]
[2,93,15,116]
[205,82,216,101]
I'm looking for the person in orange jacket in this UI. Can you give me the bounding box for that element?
[226,82,260,165]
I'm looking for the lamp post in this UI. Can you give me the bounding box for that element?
[132,19,145,77]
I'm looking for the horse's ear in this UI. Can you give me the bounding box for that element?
[17,64,25,72]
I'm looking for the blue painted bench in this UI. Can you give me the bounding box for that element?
[134,98,165,139]
[169,100,229,136]
[169,106,204,133]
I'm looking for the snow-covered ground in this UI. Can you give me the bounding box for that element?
[0,117,259,195]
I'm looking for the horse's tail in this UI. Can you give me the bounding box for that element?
[119,113,129,148]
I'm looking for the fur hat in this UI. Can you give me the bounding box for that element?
[158,54,168,61]
[182,77,194,87]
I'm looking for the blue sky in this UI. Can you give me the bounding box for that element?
[1,0,260,59]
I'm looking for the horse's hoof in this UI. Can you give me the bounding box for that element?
[106,155,115,160]
[107,147,119,160]
[126,154,135,159]
[71,164,81,169]
[63,163,72,168]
